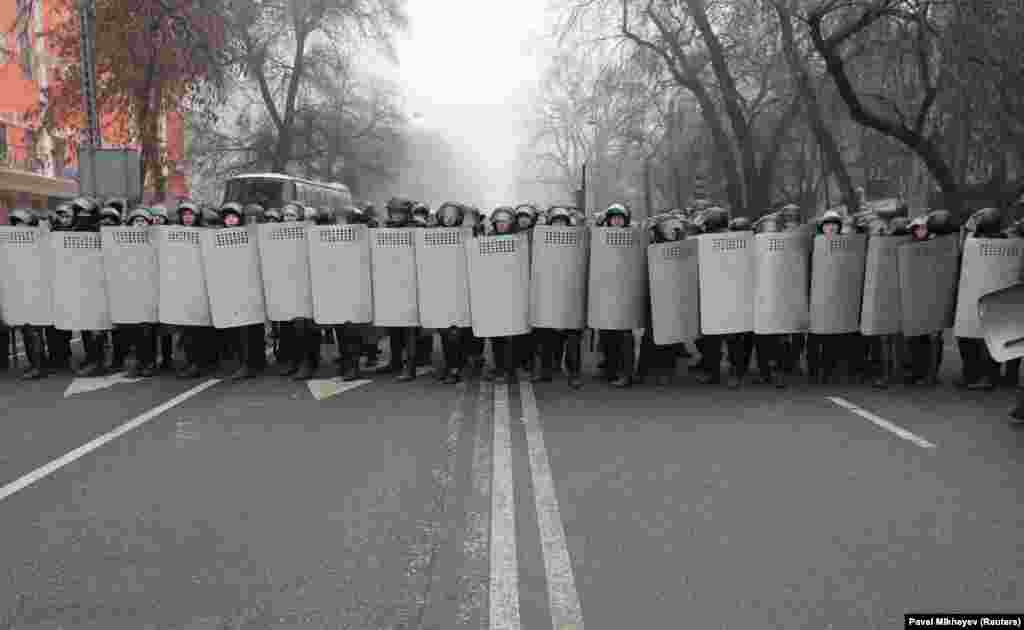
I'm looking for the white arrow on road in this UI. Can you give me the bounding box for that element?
[306,378,372,401]
[63,372,149,398]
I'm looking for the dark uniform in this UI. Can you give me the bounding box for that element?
[596,203,637,388]
[269,203,319,379]
[375,198,422,381]
[904,210,958,385]
[955,208,1004,390]
[431,202,474,384]
[44,202,76,371]
[806,210,846,384]
[480,206,526,384]
[532,206,584,389]
[635,213,685,386]
[69,197,108,376]
[694,207,731,385]
[514,204,540,374]
[6,209,46,378]
[750,211,788,388]
[173,201,218,378]
[97,203,131,371]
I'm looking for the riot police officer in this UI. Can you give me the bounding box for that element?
[44,202,76,371]
[749,211,788,387]
[513,204,541,374]
[98,203,131,371]
[375,197,422,381]
[636,213,686,386]
[429,202,473,384]
[694,206,731,384]
[6,209,46,378]
[70,197,108,376]
[807,209,844,384]
[480,206,526,384]
[174,201,216,378]
[956,207,1004,390]
[596,203,637,387]
[532,206,584,389]
[224,203,268,379]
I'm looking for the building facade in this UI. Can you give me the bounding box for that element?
[0,0,188,224]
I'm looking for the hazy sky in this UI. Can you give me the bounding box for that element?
[390,0,553,207]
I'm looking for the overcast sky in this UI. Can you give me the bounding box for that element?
[390,0,553,207]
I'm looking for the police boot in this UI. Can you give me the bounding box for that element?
[376,329,403,374]
[397,329,417,382]
[293,325,318,381]
[276,322,299,376]
[76,332,103,377]
[1004,359,1020,388]
[341,336,362,381]
[416,331,433,367]
[158,332,175,371]
[21,327,45,380]
[109,329,128,371]
[611,333,634,388]
[230,328,255,380]
[0,327,10,371]
[1010,389,1024,424]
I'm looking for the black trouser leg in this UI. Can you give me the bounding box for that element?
[1004,358,1021,388]
[21,326,45,376]
[0,327,10,370]
[134,324,155,368]
[46,327,71,369]
[698,335,723,383]
[491,337,508,377]
[754,334,781,381]
[957,337,977,385]
[441,327,466,375]
[111,328,129,368]
[564,330,582,377]
[725,333,752,381]
[416,329,433,367]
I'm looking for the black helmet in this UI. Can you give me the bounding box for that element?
[242,203,265,224]
[490,206,517,233]
[754,212,781,233]
[971,207,1003,237]
[317,207,337,225]
[148,204,169,225]
[264,208,283,223]
[387,197,414,218]
[889,216,911,236]
[926,209,957,235]
[127,207,151,226]
[651,214,684,242]
[9,208,38,227]
[71,197,99,229]
[546,206,573,227]
[729,216,753,232]
[99,205,122,226]
[702,206,730,232]
[437,202,464,227]
[281,203,302,222]
[219,202,243,222]
[105,197,128,215]
[514,204,538,228]
[603,203,631,227]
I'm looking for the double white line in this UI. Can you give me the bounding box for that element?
[488,380,585,630]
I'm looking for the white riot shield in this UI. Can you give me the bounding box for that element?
[200,227,267,328]
[370,228,419,327]
[898,236,959,336]
[155,226,211,326]
[52,231,111,331]
[860,236,910,335]
[257,223,313,321]
[647,240,700,345]
[466,234,531,337]
[0,227,53,326]
[754,232,810,334]
[414,228,471,329]
[308,224,373,325]
[954,237,1024,339]
[101,226,158,324]
[530,226,589,330]
[587,227,647,330]
[810,234,867,334]
[697,232,755,335]
[979,283,1024,363]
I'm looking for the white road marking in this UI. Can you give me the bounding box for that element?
[306,378,372,401]
[520,381,586,630]
[827,396,936,449]
[0,379,221,503]
[490,383,521,630]
[456,381,492,629]
[63,371,148,398]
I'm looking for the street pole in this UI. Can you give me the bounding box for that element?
[78,0,101,197]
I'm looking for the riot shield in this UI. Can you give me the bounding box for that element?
[979,283,1024,363]
[697,232,755,335]
[154,226,211,326]
[101,226,158,324]
[370,228,419,327]
[258,223,313,321]
[0,227,53,326]
[200,226,267,328]
[754,232,810,334]
[860,235,910,335]
[898,235,959,336]
[52,231,112,331]
[647,239,700,345]
[810,234,867,334]
[308,224,373,325]
[587,227,647,330]
[530,225,589,330]
[0,226,53,325]
[466,234,531,338]
[954,237,1024,338]
[414,228,471,329]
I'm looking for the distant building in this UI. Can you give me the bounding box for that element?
[0,0,188,223]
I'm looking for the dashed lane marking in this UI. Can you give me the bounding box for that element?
[827,396,936,449]
[520,381,586,630]
[490,383,521,630]
[0,379,221,503]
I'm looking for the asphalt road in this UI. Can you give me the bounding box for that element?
[1,338,1022,630]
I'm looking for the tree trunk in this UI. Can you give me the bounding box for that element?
[777,1,855,207]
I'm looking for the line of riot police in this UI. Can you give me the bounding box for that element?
[3,194,1024,424]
